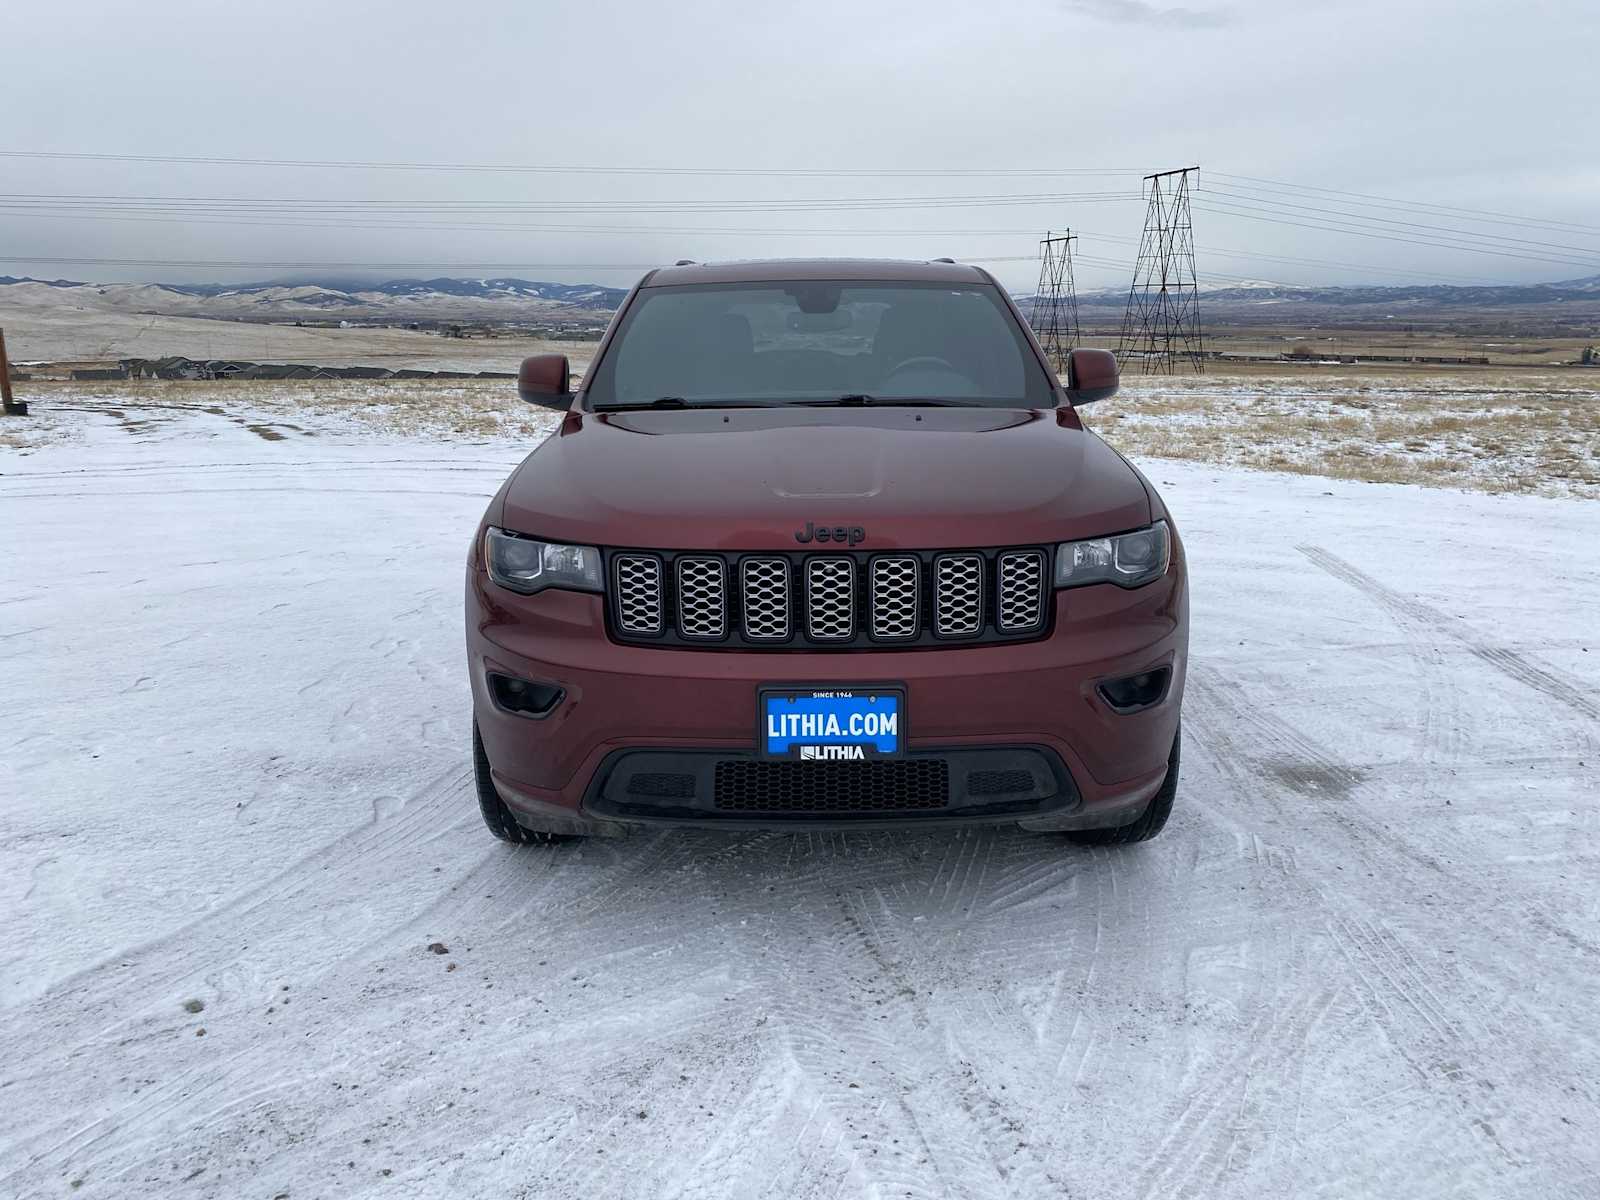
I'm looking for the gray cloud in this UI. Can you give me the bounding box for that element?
[0,0,1595,293]
[1061,0,1232,27]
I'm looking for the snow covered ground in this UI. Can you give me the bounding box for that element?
[2,398,1598,1198]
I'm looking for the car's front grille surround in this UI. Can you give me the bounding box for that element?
[870,555,921,641]
[996,550,1048,633]
[675,556,727,639]
[806,557,856,641]
[613,554,664,635]
[741,557,790,641]
[605,546,1051,650]
[933,553,984,637]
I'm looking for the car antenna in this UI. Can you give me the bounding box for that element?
[674,259,697,266]
[930,257,956,263]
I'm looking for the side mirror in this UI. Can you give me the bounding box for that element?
[518,354,573,410]
[1062,348,1119,405]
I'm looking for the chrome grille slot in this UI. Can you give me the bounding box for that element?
[675,556,726,639]
[806,557,855,640]
[934,554,983,637]
[613,554,663,634]
[741,557,791,640]
[870,556,921,640]
[996,550,1046,631]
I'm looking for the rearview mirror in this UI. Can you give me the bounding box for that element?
[518,354,573,410]
[1062,348,1119,405]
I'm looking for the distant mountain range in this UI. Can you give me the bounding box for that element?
[3,272,1599,329]
[0,275,629,323]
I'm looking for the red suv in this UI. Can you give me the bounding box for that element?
[465,260,1187,844]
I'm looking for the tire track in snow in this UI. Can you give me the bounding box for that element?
[1134,983,1344,1200]
[730,861,1076,1199]
[1184,666,1579,1183]
[833,884,1078,1196]
[0,765,474,1059]
[1,831,724,1192]
[1299,545,1600,725]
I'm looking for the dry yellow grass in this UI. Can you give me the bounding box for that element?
[1089,368,1600,499]
[7,369,1599,500]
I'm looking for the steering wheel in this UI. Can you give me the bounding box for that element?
[887,356,957,377]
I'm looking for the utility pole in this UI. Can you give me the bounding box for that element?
[1,327,27,416]
[1030,231,1079,374]
[1116,167,1205,374]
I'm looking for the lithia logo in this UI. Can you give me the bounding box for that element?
[800,745,867,761]
[794,521,866,546]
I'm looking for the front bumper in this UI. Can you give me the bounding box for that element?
[467,564,1186,834]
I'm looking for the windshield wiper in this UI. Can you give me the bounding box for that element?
[800,395,967,408]
[593,397,775,412]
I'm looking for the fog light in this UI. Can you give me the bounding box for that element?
[488,672,565,718]
[1097,667,1170,714]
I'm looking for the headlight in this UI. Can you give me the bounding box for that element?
[484,528,603,595]
[1054,520,1170,589]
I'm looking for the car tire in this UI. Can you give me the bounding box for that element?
[1067,725,1180,846]
[473,722,578,845]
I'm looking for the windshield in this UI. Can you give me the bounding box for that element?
[585,280,1054,409]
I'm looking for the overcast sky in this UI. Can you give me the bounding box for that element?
[3,0,1597,293]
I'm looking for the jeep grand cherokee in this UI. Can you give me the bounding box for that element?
[465,259,1187,843]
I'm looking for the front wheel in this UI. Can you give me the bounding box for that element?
[1067,725,1180,846]
[473,722,578,845]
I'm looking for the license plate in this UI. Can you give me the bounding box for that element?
[760,687,904,760]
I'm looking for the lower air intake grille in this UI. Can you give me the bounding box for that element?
[625,771,697,799]
[966,768,1036,797]
[713,759,950,813]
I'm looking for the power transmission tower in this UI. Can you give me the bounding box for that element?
[1116,167,1204,373]
[1030,231,1079,372]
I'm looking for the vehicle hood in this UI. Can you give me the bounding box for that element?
[497,406,1151,550]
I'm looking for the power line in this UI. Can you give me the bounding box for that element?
[1196,201,1600,272]
[1209,171,1600,237]
[1202,183,1600,256]
[0,149,1145,179]
[0,202,1513,286]
[0,189,1142,220]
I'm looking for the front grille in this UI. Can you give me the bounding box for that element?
[934,554,984,636]
[741,557,790,640]
[613,554,663,635]
[806,557,856,641]
[870,556,920,640]
[675,556,727,639]
[606,546,1052,649]
[996,551,1047,632]
[713,759,950,813]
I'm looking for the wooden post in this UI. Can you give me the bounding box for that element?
[1,326,26,416]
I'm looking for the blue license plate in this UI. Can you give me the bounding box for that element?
[760,688,904,760]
